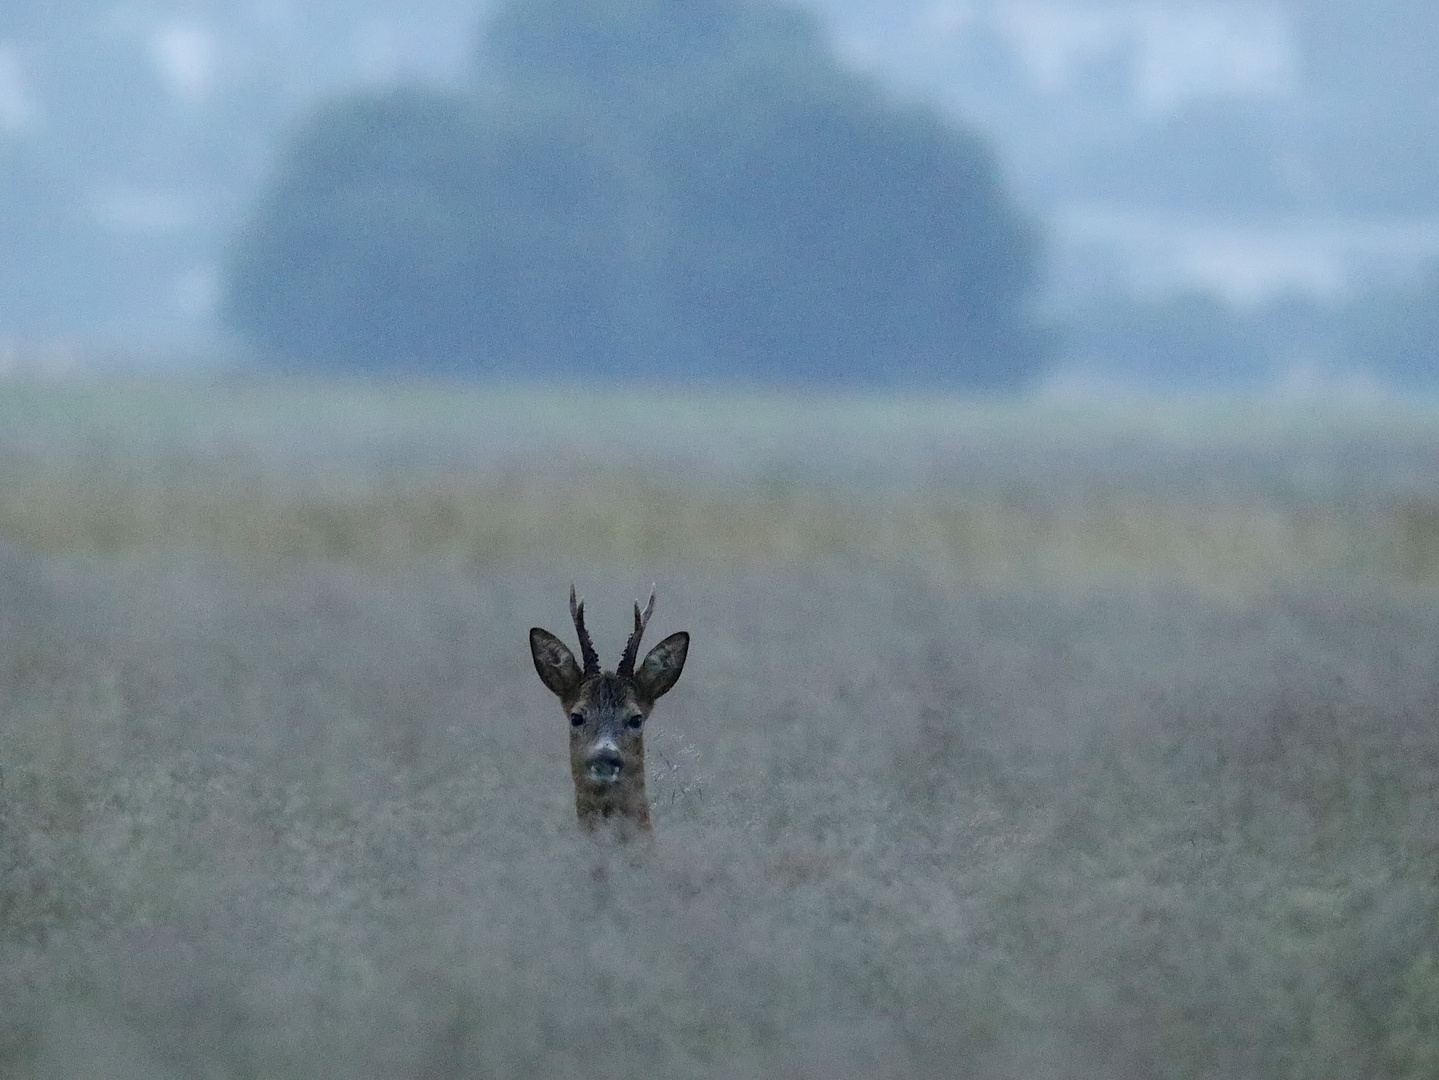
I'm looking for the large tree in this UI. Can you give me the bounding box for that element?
[482,0,1043,383]
[224,88,643,373]
[225,0,1046,385]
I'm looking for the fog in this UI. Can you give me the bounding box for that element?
[0,1,1435,387]
[1,4,1438,1078]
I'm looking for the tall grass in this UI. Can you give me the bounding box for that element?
[1,380,1437,584]
[0,379,1436,1077]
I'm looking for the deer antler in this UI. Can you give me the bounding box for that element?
[569,584,600,676]
[616,585,656,677]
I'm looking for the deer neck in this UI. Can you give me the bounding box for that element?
[573,760,651,831]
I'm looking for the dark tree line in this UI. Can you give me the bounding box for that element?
[224,0,1047,386]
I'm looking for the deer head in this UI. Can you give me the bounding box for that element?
[530,586,689,832]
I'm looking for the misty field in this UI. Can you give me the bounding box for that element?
[1,379,1437,1078]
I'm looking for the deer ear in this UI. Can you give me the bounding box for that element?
[530,628,583,698]
[634,632,689,703]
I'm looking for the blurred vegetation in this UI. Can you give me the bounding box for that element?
[1344,265,1439,388]
[223,0,1044,386]
[1057,270,1439,389]
[1,381,1439,585]
[1058,291,1296,389]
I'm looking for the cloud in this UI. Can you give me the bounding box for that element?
[150,22,216,105]
[0,42,39,134]
[992,2,1297,111]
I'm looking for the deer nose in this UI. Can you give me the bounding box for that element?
[585,749,624,784]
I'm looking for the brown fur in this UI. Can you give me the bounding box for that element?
[530,587,689,833]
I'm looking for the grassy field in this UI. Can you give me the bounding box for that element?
[1,378,1437,1078]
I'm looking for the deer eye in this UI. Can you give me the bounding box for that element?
[625,714,644,730]
[569,712,585,727]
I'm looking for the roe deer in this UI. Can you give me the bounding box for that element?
[530,586,689,832]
